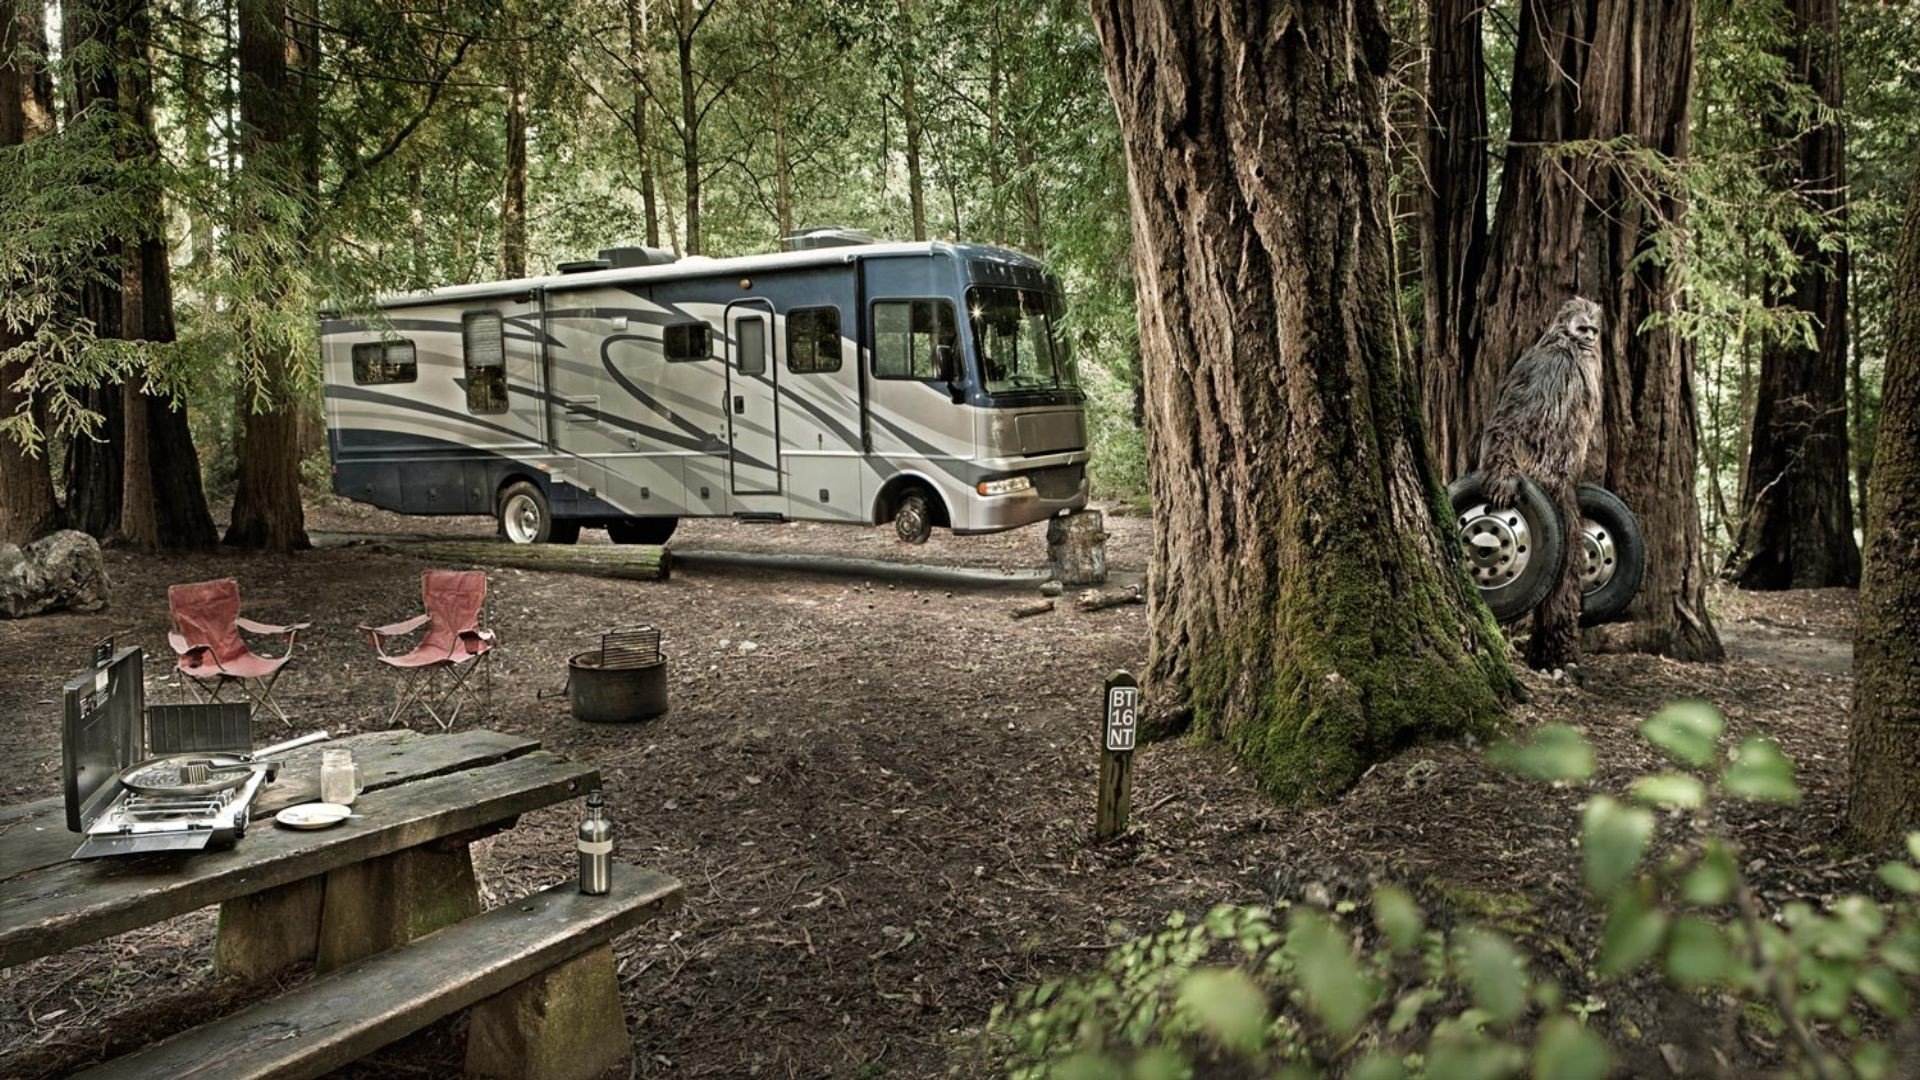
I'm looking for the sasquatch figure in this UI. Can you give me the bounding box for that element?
[1476,297,1604,671]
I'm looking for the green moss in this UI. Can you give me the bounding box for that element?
[1178,474,1515,804]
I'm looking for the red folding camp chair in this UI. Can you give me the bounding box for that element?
[167,579,310,727]
[359,570,497,730]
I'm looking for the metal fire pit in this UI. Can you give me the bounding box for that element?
[568,626,668,723]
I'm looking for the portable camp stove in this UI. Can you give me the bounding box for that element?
[62,641,328,859]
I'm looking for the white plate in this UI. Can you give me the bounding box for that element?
[275,803,354,830]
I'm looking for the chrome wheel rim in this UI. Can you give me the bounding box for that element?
[1457,502,1532,590]
[896,501,927,542]
[1580,517,1617,595]
[503,493,542,544]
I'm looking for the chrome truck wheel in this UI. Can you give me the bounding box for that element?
[1574,484,1647,626]
[1446,473,1567,624]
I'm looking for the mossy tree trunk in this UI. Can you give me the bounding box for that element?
[1091,0,1516,802]
[1727,0,1861,591]
[1417,0,1489,481]
[1470,0,1722,663]
[225,0,310,552]
[0,0,62,546]
[1846,154,1920,847]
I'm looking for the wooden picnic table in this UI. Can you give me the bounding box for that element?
[0,728,586,973]
[0,728,680,1079]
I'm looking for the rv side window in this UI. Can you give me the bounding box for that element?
[461,311,509,414]
[786,307,841,374]
[664,322,711,362]
[872,300,956,380]
[352,340,417,385]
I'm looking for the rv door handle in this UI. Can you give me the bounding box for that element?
[733,395,745,414]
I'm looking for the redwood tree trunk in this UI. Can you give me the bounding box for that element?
[225,0,310,552]
[0,0,62,545]
[626,0,659,248]
[500,40,528,278]
[897,0,926,242]
[1092,0,1515,801]
[1846,154,1920,846]
[1474,0,1723,662]
[1727,0,1860,590]
[1417,0,1489,480]
[677,0,701,255]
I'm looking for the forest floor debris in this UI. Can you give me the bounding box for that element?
[0,498,1869,1077]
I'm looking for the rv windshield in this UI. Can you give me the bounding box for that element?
[967,287,1077,395]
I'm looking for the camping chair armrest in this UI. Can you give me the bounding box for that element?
[456,628,496,654]
[237,616,311,637]
[359,614,431,655]
[168,632,213,663]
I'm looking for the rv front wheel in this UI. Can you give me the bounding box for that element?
[894,489,934,545]
[499,481,557,544]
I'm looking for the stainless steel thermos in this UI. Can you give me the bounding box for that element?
[578,790,612,895]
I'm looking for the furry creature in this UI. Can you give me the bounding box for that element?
[1476,297,1604,669]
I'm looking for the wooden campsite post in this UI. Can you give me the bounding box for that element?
[1097,670,1139,841]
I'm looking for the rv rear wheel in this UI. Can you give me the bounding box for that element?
[608,517,678,545]
[894,489,934,545]
[499,481,558,544]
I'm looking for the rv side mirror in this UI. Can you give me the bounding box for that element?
[934,344,959,381]
[935,345,965,402]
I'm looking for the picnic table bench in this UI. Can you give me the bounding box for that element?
[0,728,684,1079]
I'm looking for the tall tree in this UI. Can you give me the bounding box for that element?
[58,0,216,551]
[1726,0,1861,590]
[1091,0,1515,800]
[1416,0,1488,480]
[625,0,660,247]
[500,36,529,277]
[0,0,62,546]
[225,0,311,551]
[895,0,926,242]
[1846,151,1920,847]
[1470,0,1723,664]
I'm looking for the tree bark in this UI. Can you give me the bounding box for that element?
[0,0,62,545]
[676,0,701,255]
[1727,0,1860,590]
[1474,0,1722,662]
[1845,152,1920,847]
[626,0,659,247]
[1092,0,1515,801]
[897,0,925,242]
[1417,0,1489,480]
[225,0,310,552]
[500,39,528,278]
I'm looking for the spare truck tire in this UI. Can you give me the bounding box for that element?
[1575,484,1647,627]
[1447,473,1567,625]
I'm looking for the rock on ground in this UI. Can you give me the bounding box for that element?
[0,530,110,618]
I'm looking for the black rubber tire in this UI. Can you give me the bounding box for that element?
[894,489,934,545]
[498,480,557,545]
[1576,484,1647,627]
[608,517,678,545]
[549,521,581,545]
[1447,472,1568,625]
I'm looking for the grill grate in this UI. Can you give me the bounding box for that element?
[598,626,663,669]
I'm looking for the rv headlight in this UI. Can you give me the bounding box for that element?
[976,476,1033,497]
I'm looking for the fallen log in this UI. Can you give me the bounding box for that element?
[1077,584,1143,612]
[1010,598,1055,619]
[368,540,672,582]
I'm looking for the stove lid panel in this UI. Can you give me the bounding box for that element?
[62,648,145,833]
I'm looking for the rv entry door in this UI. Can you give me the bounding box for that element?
[725,301,780,495]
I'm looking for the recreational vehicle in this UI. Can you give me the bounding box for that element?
[320,231,1090,545]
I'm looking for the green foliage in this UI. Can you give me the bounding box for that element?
[985,701,1920,1076]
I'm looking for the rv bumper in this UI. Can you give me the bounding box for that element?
[953,457,1091,534]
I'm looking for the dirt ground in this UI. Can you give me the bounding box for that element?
[0,499,1874,1077]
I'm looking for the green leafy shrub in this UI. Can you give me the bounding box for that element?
[986,702,1920,1078]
